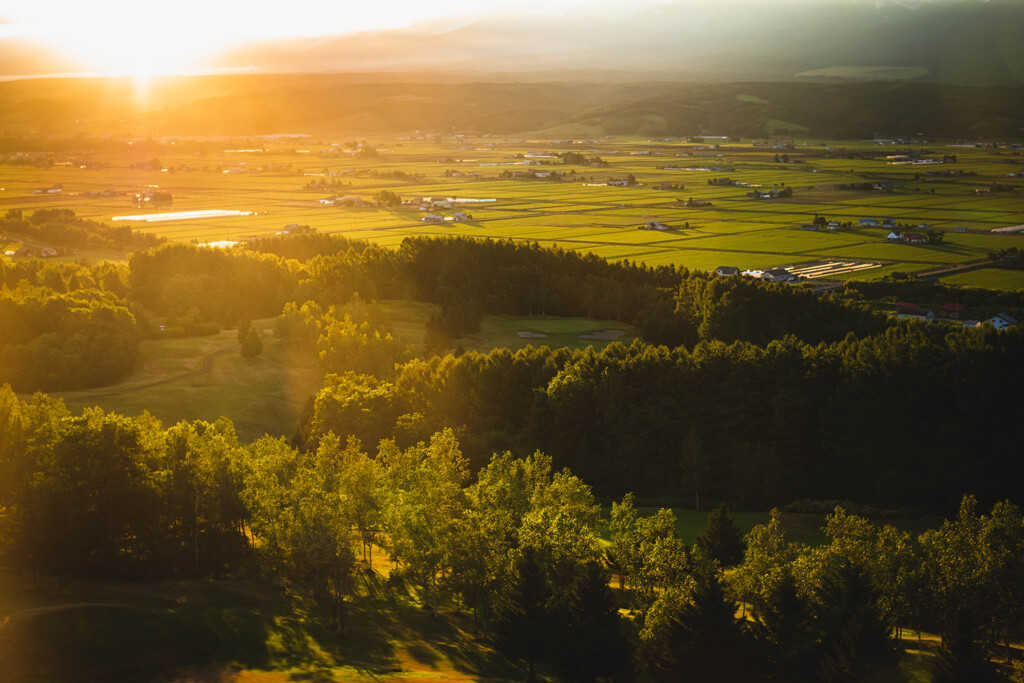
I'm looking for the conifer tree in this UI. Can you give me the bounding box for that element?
[494,547,550,683]
[550,560,632,683]
[696,502,746,567]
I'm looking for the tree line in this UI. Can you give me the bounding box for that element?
[292,320,1024,512]
[2,208,164,252]
[0,284,138,391]
[1,389,1021,681]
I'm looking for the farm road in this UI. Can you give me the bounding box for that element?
[49,345,235,402]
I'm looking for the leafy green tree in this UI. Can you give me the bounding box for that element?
[607,492,639,589]
[733,508,796,617]
[629,509,688,617]
[301,372,400,452]
[274,300,323,350]
[696,502,746,567]
[933,606,998,683]
[163,419,247,575]
[340,445,382,567]
[285,466,358,632]
[518,468,601,587]
[919,496,989,651]
[317,313,408,377]
[241,435,358,632]
[457,451,553,628]
[980,500,1024,660]
[378,429,469,616]
[23,408,164,578]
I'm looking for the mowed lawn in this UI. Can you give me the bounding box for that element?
[376,299,638,353]
[54,320,323,443]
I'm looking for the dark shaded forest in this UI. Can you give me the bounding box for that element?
[1,390,1021,681]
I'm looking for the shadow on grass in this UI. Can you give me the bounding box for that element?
[1,570,528,682]
[1,582,398,682]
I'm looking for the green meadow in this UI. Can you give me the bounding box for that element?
[52,310,637,442]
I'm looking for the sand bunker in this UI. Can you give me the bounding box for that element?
[579,329,625,340]
[517,331,548,338]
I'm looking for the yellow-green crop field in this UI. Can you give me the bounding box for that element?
[2,135,1022,289]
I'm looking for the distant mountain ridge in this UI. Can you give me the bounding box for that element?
[1,76,1021,139]
[196,0,1024,86]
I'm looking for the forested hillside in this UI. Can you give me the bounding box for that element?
[2,76,1022,138]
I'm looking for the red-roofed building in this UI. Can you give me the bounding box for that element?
[940,303,967,319]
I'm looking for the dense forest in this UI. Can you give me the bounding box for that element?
[1,389,1022,681]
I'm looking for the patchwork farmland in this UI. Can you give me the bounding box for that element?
[2,135,1022,289]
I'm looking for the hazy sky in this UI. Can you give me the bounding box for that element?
[0,0,937,76]
[0,0,676,73]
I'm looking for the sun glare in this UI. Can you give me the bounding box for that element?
[4,0,685,82]
[2,0,585,69]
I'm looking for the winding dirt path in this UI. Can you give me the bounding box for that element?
[51,345,236,401]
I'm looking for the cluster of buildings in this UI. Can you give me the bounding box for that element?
[894,302,1019,329]
[888,231,927,244]
[4,246,57,258]
[715,265,799,283]
[421,213,471,223]
[638,221,673,231]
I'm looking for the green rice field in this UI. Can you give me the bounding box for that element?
[2,135,1022,289]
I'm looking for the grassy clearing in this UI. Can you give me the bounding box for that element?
[461,315,636,353]
[56,320,322,443]
[378,300,638,354]
[50,308,636,441]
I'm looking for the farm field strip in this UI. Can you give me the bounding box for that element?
[4,137,1022,282]
[938,268,1024,291]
